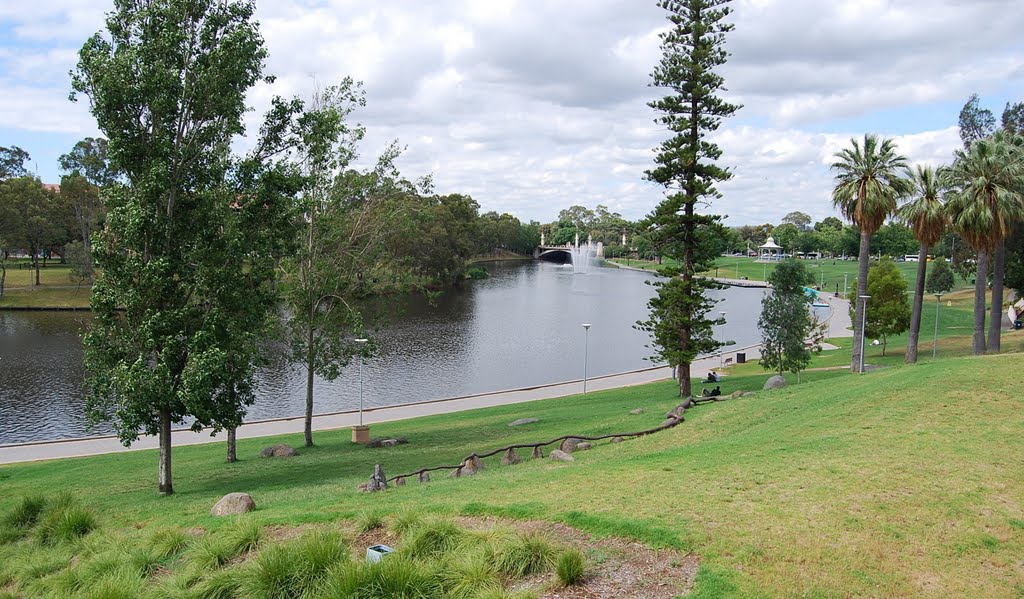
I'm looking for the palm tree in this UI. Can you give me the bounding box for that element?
[831,134,912,372]
[899,165,947,363]
[944,131,1024,355]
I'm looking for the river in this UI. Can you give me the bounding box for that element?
[0,261,770,444]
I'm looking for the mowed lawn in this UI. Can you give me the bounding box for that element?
[2,350,1022,597]
[0,262,91,309]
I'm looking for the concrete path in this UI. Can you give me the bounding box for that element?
[1,348,762,465]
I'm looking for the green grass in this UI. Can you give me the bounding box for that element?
[555,548,586,586]
[1,348,1023,596]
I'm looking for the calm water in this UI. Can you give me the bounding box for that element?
[0,262,770,444]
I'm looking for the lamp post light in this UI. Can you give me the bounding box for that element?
[582,324,592,394]
[932,293,944,358]
[719,311,727,367]
[858,295,870,373]
[351,338,369,444]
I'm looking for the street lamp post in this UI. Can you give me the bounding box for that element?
[351,338,369,444]
[719,311,727,367]
[582,324,592,394]
[932,293,944,358]
[858,295,870,373]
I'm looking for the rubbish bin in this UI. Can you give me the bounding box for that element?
[1015,319,1023,330]
[736,352,746,364]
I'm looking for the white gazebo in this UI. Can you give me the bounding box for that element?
[758,237,783,261]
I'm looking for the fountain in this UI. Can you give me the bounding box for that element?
[569,233,603,274]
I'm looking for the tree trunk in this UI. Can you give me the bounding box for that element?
[972,250,989,355]
[905,244,929,363]
[851,230,871,372]
[226,427,237,463]
[0,260,5,297]
[304,321,315,447]
[158,409,173,495]
[987,240,1005,353]
[34,253,40,286]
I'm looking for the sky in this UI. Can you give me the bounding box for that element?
[2,0,1023,226]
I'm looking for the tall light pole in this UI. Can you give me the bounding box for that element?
[719,311,727,367]
[581,324,592,394]
[858,295,870,373]
[355,338,368,425]
[932,293,944,358]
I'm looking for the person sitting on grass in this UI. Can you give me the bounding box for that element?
[705,371,719,383]
[709,386,721,397]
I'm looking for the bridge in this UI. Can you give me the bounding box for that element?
[534,232,606,264]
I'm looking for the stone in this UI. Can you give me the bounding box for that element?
[508,418,539,427]
[763,375,787,390]
[393,476,406,486]
[418,471,431,483]
[549,449,575,462]
[610,436,625,443]
[559,438,581,453]
[448,467,463,478]
[531,446,544,459]
[260,444,297,458]
[501,448,522,465]
[459,455,484,476]
[629,408,645,415]
[575,442,592,451]
[211,493,255,516]
[366,464,387,492]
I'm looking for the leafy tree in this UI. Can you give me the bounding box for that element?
[59,137,117,189]
[958,93,996,148]
[0,177,61,285]
[1004,223,1024,298]
[0,146,30,180]
[870,222,918,257]
[925,259,955,294]
[852,258,911,356]
[56,174,104,280]
[1003,102,1024,135]
[898,165,947,363]
[557,205,596,237]
[782,211,812,231]
[636,0,739,398]
[831,134,911,372]
[73,0,291,494]
[944,130,1024,354]
[771,222,799,252]
[758,258,823,379]
[814,216,843,232]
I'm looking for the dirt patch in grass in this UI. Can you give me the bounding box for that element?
[401,516,699,599]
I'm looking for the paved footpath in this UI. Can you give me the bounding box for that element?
[1,350,759,465]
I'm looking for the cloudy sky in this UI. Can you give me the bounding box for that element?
[2,0,1023,226]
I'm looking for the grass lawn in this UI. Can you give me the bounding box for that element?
[1,262,91,309]
[2,347,1022,597]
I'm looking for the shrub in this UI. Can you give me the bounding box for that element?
[192,567,245,599]
[555,549,586,585]
[403,520,464,560]
[36,505,97,545]
[441,557,501,599]
[226,518,263,554]
[147,527,191,559]
[363,556,441,598]
[390,510,424,537]
[467,266,489,280]
[356,510,385,534]
[240,529,347,598]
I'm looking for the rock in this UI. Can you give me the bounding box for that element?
[559,438,581,453]
[531,446,545,459]
[211,493,255,516]
[366,464,387,492]
[575,442,592,451]
[508,418,539,427]
[731,390,745,398]
[629,408,645,415]
[393,476,406,486]
[260,444,297,458]
[763,375,787,390]
[448,467,463,478]
[549,449,575,462]
[501,448,522,466]
[460,455,485,475]
[418,471,431,483]
[610,436,625,443]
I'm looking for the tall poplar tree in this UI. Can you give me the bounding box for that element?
[72,0,287,495]
[636,0,739,398]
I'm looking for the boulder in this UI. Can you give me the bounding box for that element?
[365,464,387,492]
[448,467,464,478]
[629,408,645,415]
[501,448,522,466]
[575,442,592,451]
[260,444,297,458]
[559,438,581,453]
[549,449,575,462]
[461,455,485,475]
[610,436,625,443]
[531,446,545,459]
[393,476,406,486]
[418,471,431,483]
[211,493,255,516]
[763,375,787,390]
[508,418,539,427]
